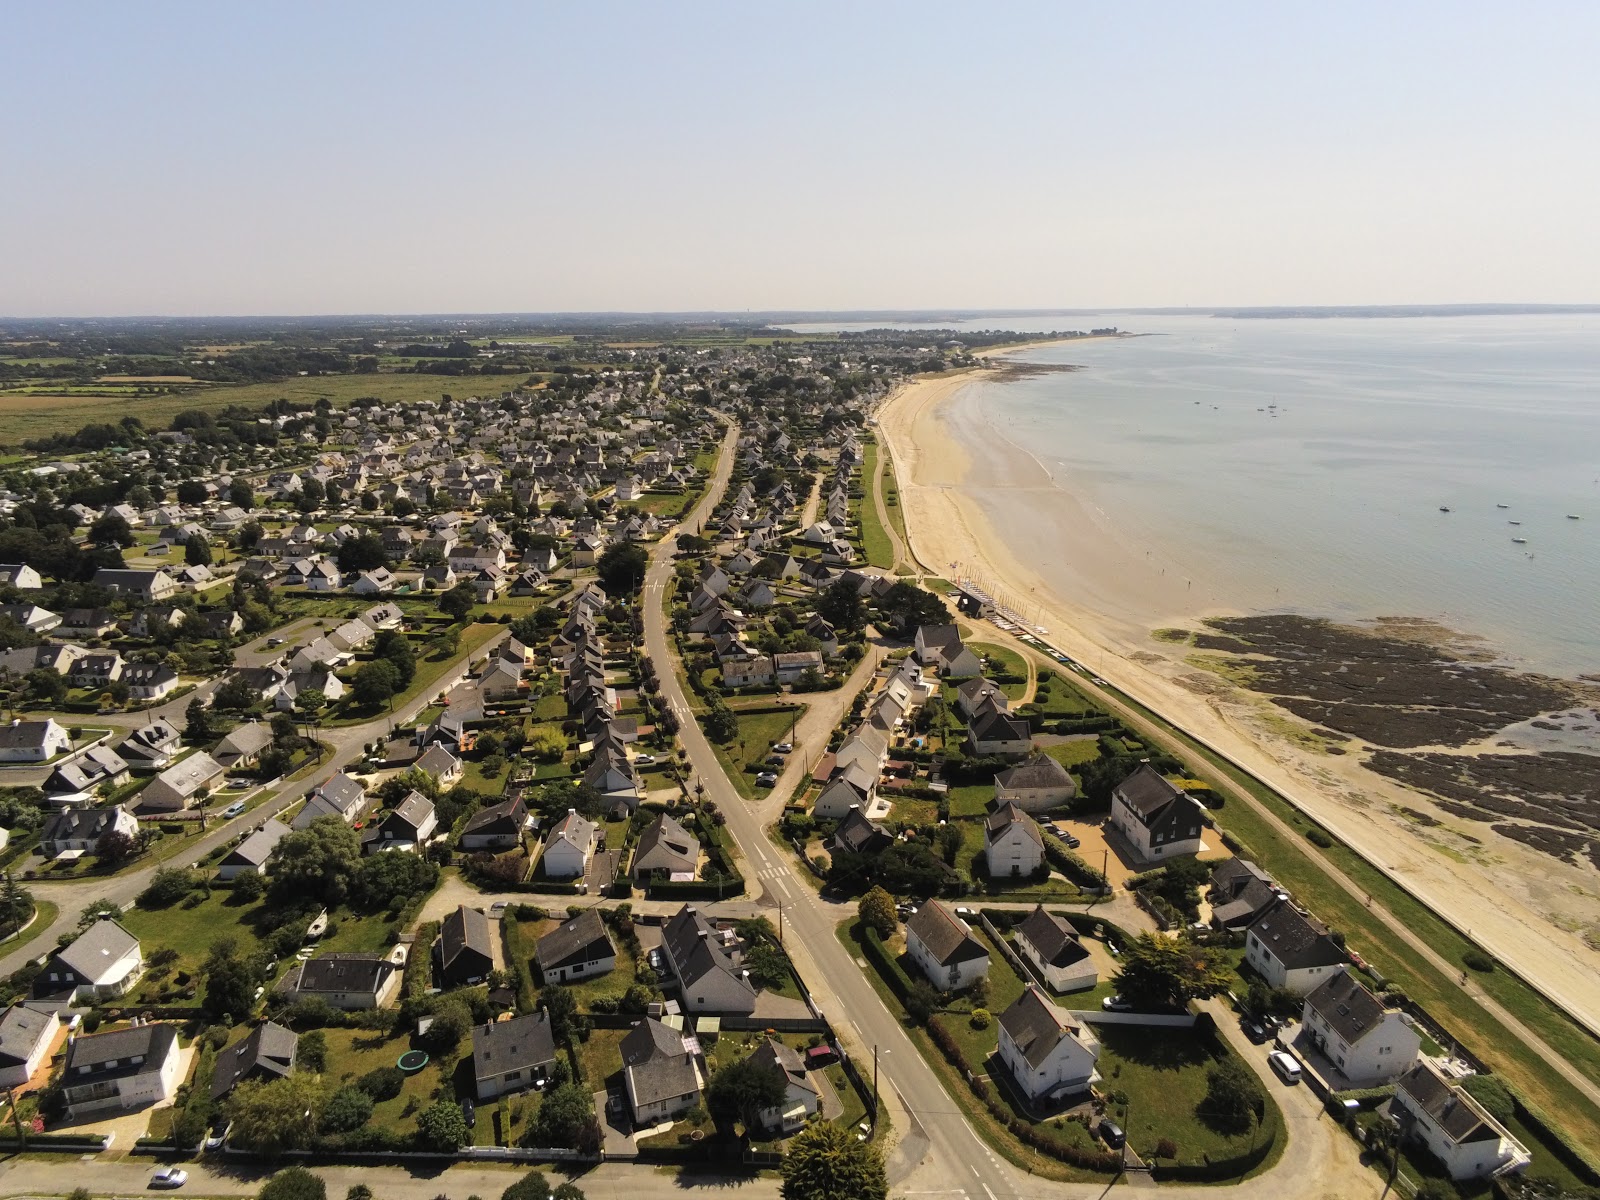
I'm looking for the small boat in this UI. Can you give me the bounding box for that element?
[1509,520,1521,526]
[1568,514,1582,520]
[1439,506,1451,513]
[1512,537,1528,544]
[1497,503,1509,509]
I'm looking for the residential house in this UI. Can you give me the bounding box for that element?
[0,1005,61,1088]
[436,905,495,987]
[0,719,73,763]
[212,721,273,770]
[539,810,597,879]
[55,607,118,637]
[1013,906,1098,993]
[622,1018,705,1126]
[1392,1061,1531,1181]
[1108,763,1206,861]
[812,759,878,822]
[745,1037,821,1133]
[830,806,893,858]
[42,917,144,1001]
[472,1012,558,1102]
[122,663,180,701]
[968,709,1033,758]
[660,905,758,1015]
[1244,901,1348,995]
[954,677,1008,722]
[535,908,617,985]
[631,813,700,882]
[60,1022,181,1119]
[92,568,177,601]
[904,903,990,992]
[1300,968,1420,1087]
[286,954,401,1009]
[913,625,982,678]
[1207,859,1282,931]
[721,654,775,689]
[362,791,437,853]
[43,745,130,800]
[984,802,1045,878]
[117,719,183,770]
[140,751,225,811]
[993,752,1077,813]
[0,603,60,633]
[68,651,125,690]
[217,819,291,880]
[350,567,397,595]
[0,564,43,590]
[210,1022,298,1101]
[773,650,823,685]
[415,744,464,785]
[458,796,527,852]
[292,772,371,829]
[997,985,1101,1104]
[39,805,138,857]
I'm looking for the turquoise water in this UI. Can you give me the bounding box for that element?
[798,314,1600,675]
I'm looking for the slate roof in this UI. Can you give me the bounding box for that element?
[998,985,1078,1069]
[632,813,700,876]
[1014,906,1091,969]
[0,1005,55,1067]
[64,1022,176,1082]
[969,709,1031,744]
[1304,968,1389,1044]
[536,909,614,973]
[1248,902,1348,971]
[1397,1061,1507,1145]
[461,796,525,838]
[222,818,291,870]
[905,903,989,968]
[56,918,140,981]
[1114,763,1187,820]
[747,1036,817,1097]
[622,1018,701,1107]
[985,802,1044,846]
[211,1021,297,1100]
[296,954,396,997]
[473,1012,556,1085]
[439,906,495,976]
[995,752,1075,792]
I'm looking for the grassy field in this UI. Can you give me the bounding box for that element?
[858,441,897,570]
[1,899,58,956]
[706,702,806,800]
[321,1027,459,1138]
[968,642,1030,699]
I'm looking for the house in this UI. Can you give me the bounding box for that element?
[631,813,700,881]
[997,985,1100,1103]
[40,804,139,857]
[140,751,225,811]
[536,908,617,984]
[217,818,291,880]
[0,719,73,763]
[415,744,464,785]
[60,1022,181,1119]
[117,719,184,770]
[913,625,981,678]
[1392,1061,1531,1181]
[1300,969,1420,1087]
[458,795,527,852]
[721,654,775,689]
[293,772,370,829]
[812,759,878,821]
[1244,901,1348,995]
[967,709,1033,758]
[55,607,118,637]
[954,677,1008,721]
[539,809,597,879]
[660,905,758,1015]
[829,806,892,857]
[68,651,125,690]
[473,1012,558,1102]
[0,563,43,590]
[1108,763,1206,861]
[436,905,495,987]
[1208,859,1281,931]
[582,748,640,810]
[122,663,181,701]
[984,802,1045,878]
[0,1005,61,1088]
[362,791,437,853]
[904,903,990,992]
[1013,906,1098,993]
[773,650,824,684]
[0,603,60,633]
[350,567,397,596]
[303,560,344,592]
[993,753,1078,812]
[212,721,273,770]
[43,745,130,800]
[745,1037,821,1132]
[274,669,346,712]
[286,954,401,1009]
[92,567,177,602]
[211,1021,298,1101]
[622,1018,705,1126]
[42,917,144,1001]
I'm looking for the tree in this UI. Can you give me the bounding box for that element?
[336,533,390,575]
[298,1029,328,1073]
[596,541,648,595]
[294,689,327,723]
[873,580,949,636]
[744,941,790,989]
[352,659,402,709]
[176,480,209,505]
[229,480,255,510]
[228,1075,325,1155]
[417,997,472,1053]
[185,535,213,566]
[817,578,866,633]
[96,828,138,868]
[268,816,362,906]
[539,984,577,1041]
[525,1082,600,1152]
[501,1171,552,1200]
[438,584,475,620]
[374,629,416,685]
[88,511,136,547]
[413,1098,471,1151]
[213,673,259,712]
[706,1056,787,1131]
[0,873,34,939]
[1112,933,1232,1010]
[780,1120,887,1200]
[355,847,438,910]
[703,700,738,744]
[237,519,264,551]
[232,869,266,902]
[185,696,216,742]
[259,1168,327,1200]
[138,868,194,908]
[204,941,257,1018]
[23,667,67,705]
[858,887,898,938]
[1201,1057,1262,1134]
[905,980,941,1026]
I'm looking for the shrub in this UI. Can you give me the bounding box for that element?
[1462,949,1496,973]
[969,1008,991,1030]
[356,1066,405,1102]
[1304,827,1334,848]
[322,1086,375,1133]
[1154,1137,1178,1159]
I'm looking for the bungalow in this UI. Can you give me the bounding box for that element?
[913,625,981,678]
[535,908,617,985]
[56,607,119,637]
[42,917,144,1002]
[213,722,274,770]
[967,709,1033,758]
[362,791,437,853]
[904,903,990,992]
[210,1022,298,1102]
[415,744,464,785]
[721,654,775,690]
[1013,906,1098,993]
[44,744,131,800]
[1244,901,1348,995]
[473,1012,558,1102]
[286,954,401,1009]
[40,804,139,857]
[117,719,183,770]
[1300,968,1420,1087]
[0,718,73,764]
[436,905,495,987]
[830,806,892,858]
[1108,763,1206,861]
[458,795,527,852]
[274,669,345,713]
[746,1037,821,1133]
[93,568,177,602]
[539,810,597,879]
[293,772,371,828]
[997,985,1100,1104]
[993,752,1077,812]
[60,1023,181,1120]
[631,812,700,881]
[124,605,186,638]
[0,1005,61,1089]
[140,751,225,811]
[622,1018,705,1126]
[217,818,291,880]
[984,802,1045,878]
[773,650,824,685]
[350,567,397,596]
[1393,1062,1531,1181]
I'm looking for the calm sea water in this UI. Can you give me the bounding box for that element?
[791,314,1600,675]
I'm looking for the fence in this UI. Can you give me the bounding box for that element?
[1066,1009,1198,1028]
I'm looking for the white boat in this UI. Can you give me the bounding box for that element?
[1497,503,1509,509]
[1568,514,1582,520]
[1512,537,1528,544]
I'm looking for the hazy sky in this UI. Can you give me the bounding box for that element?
[4,2,1598,316]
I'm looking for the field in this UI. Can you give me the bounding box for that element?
[858,440,897,570]
[707,702,806,800]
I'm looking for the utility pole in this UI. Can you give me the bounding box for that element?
[777,900,784,946]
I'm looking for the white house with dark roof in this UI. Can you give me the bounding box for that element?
[1244,900,1348,995]
[43,917,144,1002]
[285,954,401,1009]
[1300,968,1419,1086]
[1013,906,1098,993]
[622,1017,704,1125]
[437,905,496,987]
[1108,763,1206,860]
[217,818,291,880]
[61,1022,180,1119]
[1392,1061,1530,1181]
[140,751,225,811]
[997,984,1100,1103]
[0,1004,61,1088]
[631,812,700,881]
[746,1037,821,1132]
[993,751,1077,812]
[473,1011,558,1101]
[913,625,982,678]
[362,791,437,853]
[660,905,758,1015]
[539,810,597,878]
[967,709,1033,758]
[984,802,1044,878]
[904,903,990,992]
[0,719,72,764]
[536,908,616,984]
[293,772,371,829]
[40,804,138,858]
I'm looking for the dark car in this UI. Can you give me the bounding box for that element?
[1242,1017,1269,1043]
[1098,1119,1126,1149]
[461,1097,476,1128]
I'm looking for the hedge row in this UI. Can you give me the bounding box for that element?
[1148,1129,1277,1182]
[1040,839,1109,891]
[860,925,916,1004]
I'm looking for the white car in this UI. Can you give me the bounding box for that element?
[634,754,657,765]
[151,1168,188,1189]
[1268,1051,1303,1084]
[1101,995,1135,1012]
[772,742,793,753]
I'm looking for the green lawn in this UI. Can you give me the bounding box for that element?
[1,899,58,956]
[573,1027,627,1091]
[705,703,806,800]
[1042,738,1103,770]
[969,643,1029,699]
[120,890,266,991]
[321,1027,460,1138]
[324,619,506,726]
[858,441,896,570]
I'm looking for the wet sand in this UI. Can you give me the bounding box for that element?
[876,360,1600,1037]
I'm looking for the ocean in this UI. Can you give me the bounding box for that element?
[791,314,1600,676]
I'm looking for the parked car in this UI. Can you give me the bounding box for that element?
[772,742,793,753]
[1101,995,1134,1013]
[221,801,246,819]
[755,772,778,787]
[265,637,285,648]
[647,948,664,972]
[1098,1119,1126,1149]
[1241,1017,1269,1043]
[1062,832,1081,848]
[765,754,786,766]
[1268,1051,1303,1084]
[151,1168,188,1189]
[461,1097,476,1127]
[635,754,657,765]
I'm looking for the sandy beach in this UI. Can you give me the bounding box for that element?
[876,360,1600,1038]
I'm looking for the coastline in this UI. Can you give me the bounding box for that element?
[875,362,1600,1039]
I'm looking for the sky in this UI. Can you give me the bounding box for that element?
[3,2,1599,316]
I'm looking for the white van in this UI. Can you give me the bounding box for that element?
[1268,1051,1302,1084]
